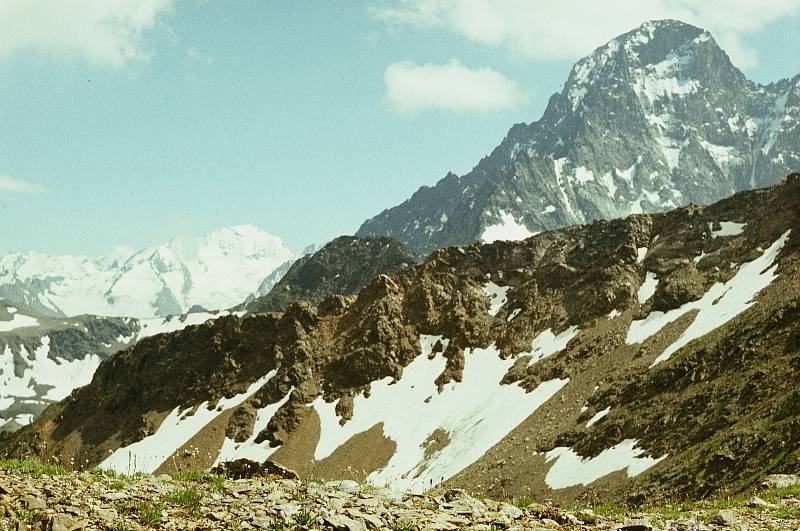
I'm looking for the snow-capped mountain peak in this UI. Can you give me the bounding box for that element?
[357,19,800,255]
[0,226,294,318]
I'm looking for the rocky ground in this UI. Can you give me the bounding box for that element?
[0,460,798,531]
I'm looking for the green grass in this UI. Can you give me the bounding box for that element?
[170,470,227,491]
[762,484,800,502]
[0,458,66,477]
[162,487,202,514]
[512,495,534,508]
[591,501,627,519]
[133,500,164,526]
[393,522,416,530]
[773,505,800,520]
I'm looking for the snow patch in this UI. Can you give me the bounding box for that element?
[481,211,537,244]
[482,282,509,317]
[313,335,569,493]
[0,337,102,404]
[544,439,667,489]
[525,327,579,366]
[0,313,39,332]
[586,407,611,427]
[637,272,658,304]
[709,221,746,239]
[101,371,277,474]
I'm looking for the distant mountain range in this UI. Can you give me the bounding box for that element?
[0,300,233,430]
[0,225,293,318]
[357,20,800,255]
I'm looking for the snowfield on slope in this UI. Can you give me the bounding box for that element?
[101,371,277,474]
[625,230,791,366]
[0,312,39,332]
[0,337,101,427]
[313,335,569,493]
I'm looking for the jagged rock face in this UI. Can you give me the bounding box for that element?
[0,300,234,430]
[4,176,799,503]
[246,236,419,314]
[0,225,293,318]
[357,20,800,255]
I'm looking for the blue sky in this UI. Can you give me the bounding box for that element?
[1,0,798,256]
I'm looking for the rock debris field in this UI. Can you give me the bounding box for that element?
[0,462,798,530]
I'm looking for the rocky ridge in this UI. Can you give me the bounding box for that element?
[246,236,419,314]
[3,175,799,504]
[357,20,800,255]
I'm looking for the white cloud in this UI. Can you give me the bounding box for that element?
[373,0,800,69]
[0,175,47,194]
[0,0,174,66]
[385,59,524,113]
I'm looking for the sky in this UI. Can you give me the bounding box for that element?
[1,0,799,256]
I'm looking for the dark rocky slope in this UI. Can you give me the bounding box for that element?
[246,236,418,314]
[3,175,799,504]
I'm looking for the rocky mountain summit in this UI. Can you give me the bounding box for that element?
[3,175,799,505]
[0,225,293,318]
[246,236,419,314]
[357,20,800,255]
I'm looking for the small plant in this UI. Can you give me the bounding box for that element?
[91,467,122,479]
[513,495,533,508]
[110,480,125,490]
[292,510,316,526]
[112,522,132,531]
[209,474,226,492]
[393,521,415,530]
[163,487,202,514]
[133,500,164,526]
[171,469,208,481]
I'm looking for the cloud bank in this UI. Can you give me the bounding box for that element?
[373,0,800,68]
[0,175,47,194]
[0,0,173,66]
[385,59,523,113]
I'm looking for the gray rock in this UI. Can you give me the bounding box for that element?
[21,495,46,510]
[712,509,736,526]
[325,514,367,531]
[499,502,523,519]
[747,496,776,508]
[762,474,800,489]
